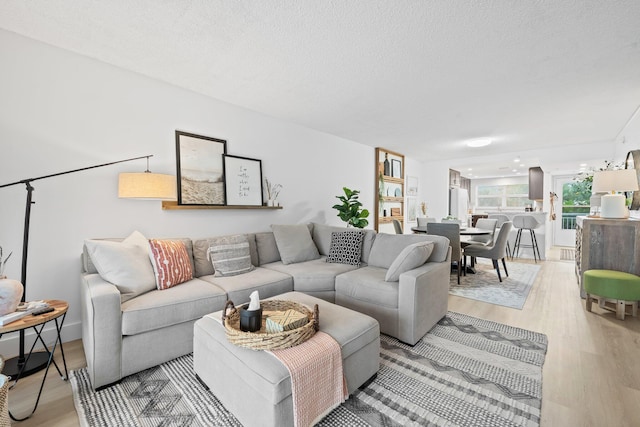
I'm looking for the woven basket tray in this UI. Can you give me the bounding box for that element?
[222,299,319,350]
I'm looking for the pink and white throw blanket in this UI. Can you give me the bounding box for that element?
[269,331,347,427]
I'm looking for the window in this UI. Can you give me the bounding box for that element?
[477,184,530,208]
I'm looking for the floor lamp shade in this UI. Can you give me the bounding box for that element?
[118,172,176,200]
[592,169,639,219]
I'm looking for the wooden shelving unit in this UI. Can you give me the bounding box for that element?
[374,147,405,232]
[162,201,283,210]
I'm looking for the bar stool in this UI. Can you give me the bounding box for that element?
[512,214,542,262]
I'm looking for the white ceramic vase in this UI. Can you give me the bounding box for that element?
[0,277,24,316]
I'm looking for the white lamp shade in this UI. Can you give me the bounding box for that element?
[592,169,639,193]
[118,172,177,200]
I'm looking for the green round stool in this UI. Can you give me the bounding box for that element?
[584,269,640,320]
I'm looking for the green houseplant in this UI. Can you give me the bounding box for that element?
[332,187,369,228]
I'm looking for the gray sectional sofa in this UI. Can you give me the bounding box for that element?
[80,222,451,389]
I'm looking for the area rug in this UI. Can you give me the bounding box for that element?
[71,311,547,427]
[560,248,575,261]
[449,259,541,309]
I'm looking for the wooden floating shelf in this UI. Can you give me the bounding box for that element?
[162,201,283,210]
[381,196,404,202]
[381,175,404,184]
[379,216,404,223]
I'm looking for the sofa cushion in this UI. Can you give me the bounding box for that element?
[84,230,156,302]
[148,239,194,289]
[263,257,358,293]
[193,234,258,277]
[312,223,376,263]
[200,267,294,305]
[271,224,320,265]
[335,267,399,309]
[255,232,281,265]
[385,241,434,282]
[326,231,364,266]
[121,278,227,335]
[368,233,449,268]
[207,235,255,277]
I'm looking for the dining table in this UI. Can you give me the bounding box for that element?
[410,225,492,274]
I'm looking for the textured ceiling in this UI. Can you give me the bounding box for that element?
[1,1,640,177]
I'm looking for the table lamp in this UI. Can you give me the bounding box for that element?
[592,169,639,219]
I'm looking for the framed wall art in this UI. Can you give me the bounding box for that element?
[407,175,419,196]
[392,159,402,178]
[175,131,227,205]
[407,197,418,223]
[223,155,263,206]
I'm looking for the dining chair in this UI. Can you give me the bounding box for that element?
[463,222,513,282]
[416,217,437,227]
[392,219,403,234]
[467,218,497,246]
[488,214,512,258]
[427,222,463,284]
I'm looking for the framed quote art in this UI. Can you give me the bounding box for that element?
[223,155,264,206]
[175,131,227,205]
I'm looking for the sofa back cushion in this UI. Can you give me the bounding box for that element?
[311,222,376,263]
[368,233,450,269]
[255,232,281,265]
[271,224,320,264]
[192,234,258,277]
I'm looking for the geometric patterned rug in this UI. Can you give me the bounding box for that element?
[71,312,547,427]
[449,259,541,309]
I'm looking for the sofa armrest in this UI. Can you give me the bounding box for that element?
[396,247,451,345]
[80,273,123,389]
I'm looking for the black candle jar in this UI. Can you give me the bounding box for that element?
[239,305,263,332]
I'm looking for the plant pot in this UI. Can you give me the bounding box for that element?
[0,277,23,316]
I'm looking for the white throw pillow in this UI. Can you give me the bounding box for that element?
[84,230,156,301]
[271,224,320,265]
[384,241,434,282]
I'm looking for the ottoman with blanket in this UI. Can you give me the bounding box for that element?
[193,291,380,427]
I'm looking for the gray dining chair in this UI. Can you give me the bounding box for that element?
[467,218,497,246]
[427,222,463,284]
[392,219,403,234]
[463,222,513,282]
[416,217,437,227]
[488,214,512,258]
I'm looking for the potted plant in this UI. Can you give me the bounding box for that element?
[332,187,369,228]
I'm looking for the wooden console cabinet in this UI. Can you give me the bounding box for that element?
[575,216,640,297]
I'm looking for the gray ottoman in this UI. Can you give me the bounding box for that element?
[194,291,380,427]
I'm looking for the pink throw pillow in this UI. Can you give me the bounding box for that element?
[148,239,193,290]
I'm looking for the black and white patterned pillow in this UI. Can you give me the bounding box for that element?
[326,231,365,266]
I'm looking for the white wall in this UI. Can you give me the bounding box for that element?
[0,30,386,355]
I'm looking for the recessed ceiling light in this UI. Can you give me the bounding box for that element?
[514,156,520,163]
[580,163,587,167]
[466,138,492,148]
[512,169,517,172]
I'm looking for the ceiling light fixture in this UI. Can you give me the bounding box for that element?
[514,156,521,163]
[466,138,492,148]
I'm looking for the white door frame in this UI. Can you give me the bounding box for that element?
[552,175,577,247]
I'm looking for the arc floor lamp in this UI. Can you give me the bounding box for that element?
[0,154,176,379]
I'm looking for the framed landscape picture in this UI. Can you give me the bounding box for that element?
[175,131,227,205]
[223,155,263,206]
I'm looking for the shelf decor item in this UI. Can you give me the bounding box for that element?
[175,131,227,205]
[264,178,282,207]
[223,155,263,206]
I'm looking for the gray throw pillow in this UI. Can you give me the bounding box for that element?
[271,224,320,264]
[207,234,255,277]
[385,241,434,282]
[326,231,364,266]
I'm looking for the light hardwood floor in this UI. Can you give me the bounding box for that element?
[7,248,640,426]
